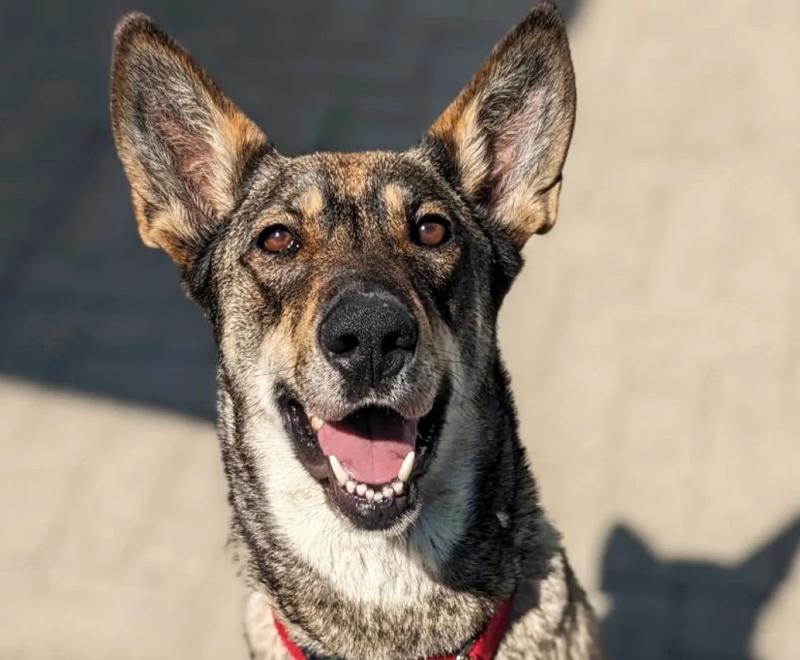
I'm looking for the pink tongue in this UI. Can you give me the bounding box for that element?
[317,410,417,485]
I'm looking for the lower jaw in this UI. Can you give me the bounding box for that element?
[326,480,418,531]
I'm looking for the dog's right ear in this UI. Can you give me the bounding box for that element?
[425,1,576,248]
[110,13,271,267]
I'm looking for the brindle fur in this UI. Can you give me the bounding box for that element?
[110,3,601,658]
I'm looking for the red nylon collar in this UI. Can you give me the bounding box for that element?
[272,598,513,660]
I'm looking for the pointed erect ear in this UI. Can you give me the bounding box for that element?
[110,13,271,267]
[426,1,576,247]
[601,524,657,589]
[737,516,800,595]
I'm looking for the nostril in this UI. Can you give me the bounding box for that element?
[327,332,359,356]
[382,331,400,355]
[382,326,417,355]
[381,314,417,355]
[397,327,417,351]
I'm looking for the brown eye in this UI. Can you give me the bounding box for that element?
[258,224,299,254]
[414,214,451,247]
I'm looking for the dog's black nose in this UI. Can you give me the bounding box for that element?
[319,288,418,387]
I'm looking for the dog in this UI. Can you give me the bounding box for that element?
[110,3,600,658]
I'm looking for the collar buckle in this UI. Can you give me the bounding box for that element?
[454,636,475,660]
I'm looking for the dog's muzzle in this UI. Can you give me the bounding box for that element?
[273,280,449,531]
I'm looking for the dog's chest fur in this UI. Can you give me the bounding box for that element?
[219,364,599,660]
[242,534,599,660]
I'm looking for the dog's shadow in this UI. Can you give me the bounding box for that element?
[599,515,800,660]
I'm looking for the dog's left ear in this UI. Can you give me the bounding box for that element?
[426,1,576,247]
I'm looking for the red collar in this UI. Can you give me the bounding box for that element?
[273,598,513,660]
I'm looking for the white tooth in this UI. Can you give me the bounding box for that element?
[365,488,375,501]
[392,481,404,495]
[328,455,348,486]
[346,480,356,494]
[382,486,394,500]
[356,483,367,497]
[374,492,384,503]
[398,451,415,482]
[309,415,323,432]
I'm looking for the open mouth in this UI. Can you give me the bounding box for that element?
[277,385,449,530]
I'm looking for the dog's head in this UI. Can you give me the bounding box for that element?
[110,4,575,533]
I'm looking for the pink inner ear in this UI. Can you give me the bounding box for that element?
[154,111,216,212]
[489,89,545,204]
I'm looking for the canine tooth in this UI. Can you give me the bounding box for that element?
[328,455,348,486]
[309,415,323,432]
[365,488,375,501]
[356,483,367,497]
[346,480,356,494]
[382,486,394,500]
[398,451,415,482]
[392,481,404,495]
[373,492,384,503]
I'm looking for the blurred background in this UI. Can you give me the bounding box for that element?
[1,0,798,658]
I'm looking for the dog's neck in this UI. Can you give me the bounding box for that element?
[217,360,547,658]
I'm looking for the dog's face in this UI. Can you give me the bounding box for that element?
[111,5,575,533]
[211,151,481,532]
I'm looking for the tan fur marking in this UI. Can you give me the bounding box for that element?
[439,98,489,198]
[416,199,451,219]
[293,187,325,219]
[382,183,411,244]
[496,177,562,240]
[382,183,409,220]
[131,193,201,266]
[207,102,266,215]
[334,154,370,198]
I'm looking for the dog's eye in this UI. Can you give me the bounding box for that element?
[413,214,451,248]
[258,224,299,254]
